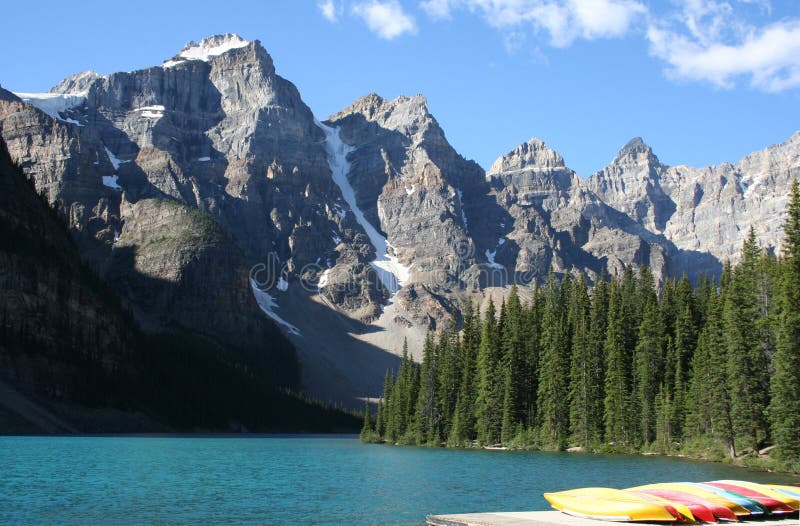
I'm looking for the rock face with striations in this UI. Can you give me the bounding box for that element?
[485,138,674,281]
[589,134,800,266]
[0,34,372,339]
[327,93,502,327]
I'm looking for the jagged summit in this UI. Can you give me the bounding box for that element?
[488,137,566,174]
[332,92,430,123]
[614,136,654,160]
[49,71,102,95]
[162,33,252,68]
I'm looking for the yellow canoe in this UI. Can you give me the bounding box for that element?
[628,483,751,517]
[544,487,681,522]
[710,480,800,511]
[767,484,800,499]
[624,491,697,522]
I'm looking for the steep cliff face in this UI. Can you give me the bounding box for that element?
[486,138,671,281]
[0,138,135,379]
[0,136,362,432]
[0,87,111,257]
[0,35,360,338]
[0,134,145,430]
[327,94,504,326]
[589,133,800,264]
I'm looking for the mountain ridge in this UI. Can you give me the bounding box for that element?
[2,33,797,408]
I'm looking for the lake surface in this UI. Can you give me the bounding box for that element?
[1,435,796,525]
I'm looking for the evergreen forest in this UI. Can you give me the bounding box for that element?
[362,180,800,473]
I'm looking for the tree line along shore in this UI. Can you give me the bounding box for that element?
[361,180,800,475]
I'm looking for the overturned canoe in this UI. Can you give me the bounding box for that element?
[686,483,767,516]
[628,483,751,517]
[767,484,800,500]
[708,481,799,512]
[544,487,682,522]
[626,487,729,523]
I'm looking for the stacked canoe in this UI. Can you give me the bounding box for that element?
[544,481,800,522]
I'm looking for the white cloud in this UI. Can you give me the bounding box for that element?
[648,21,800,92]
[418,0,646,47]
[353,1,418,39]
[647,3,800,92]
[417,0,800,93]
[569,0,647,41]
[318,0,339,22]
[420,0,453,19]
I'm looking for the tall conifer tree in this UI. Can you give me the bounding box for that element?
[475,299,502,445]
[770,178,800,464]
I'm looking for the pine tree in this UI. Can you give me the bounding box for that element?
[724,228,770,453]
[449,299,479,445]
[670,336,687,446]
[437,320,461,438]
[360,400,375,442]
[384,345,417,442]
[501,285,525,443]
[414,332,440,445]
[604,278,631,445]
[770,178,800,465]
[621,265,642,363]
[669,302,695,440]
[537,270,570,449]
[522,285,545,427]
[634,299,664,445]
[685,285,736,458]
[587,272,609,444]
[568,275,593,447]
[475,299,502,445]
[377,369,395,440]
[654,382,672,452]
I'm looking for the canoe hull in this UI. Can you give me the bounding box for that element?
[627,483,751,517]
[544,488,680,522]
[627,488,726,523]
[709,481,799,512]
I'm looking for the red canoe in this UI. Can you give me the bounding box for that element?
[704,482,795,514]
[630,488,734,522]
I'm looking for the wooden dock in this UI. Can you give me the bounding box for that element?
[426,511,800,526]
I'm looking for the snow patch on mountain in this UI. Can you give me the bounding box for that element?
[135,105,165,119]
[163,34,250,68]
[104,146,130,171]
[14,91,87,121]
[317,121,411,295]
[102,175,122,190]
[250,278,300,335]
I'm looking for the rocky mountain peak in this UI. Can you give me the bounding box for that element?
[610,136,661,168]
[619,136,649,154]
[329,93,441,153]
[162,33,264,69]
[333,93,431,128]
[48,71,102,95]
[488,137,566,175]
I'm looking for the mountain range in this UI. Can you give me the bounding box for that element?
[1,34,797,412]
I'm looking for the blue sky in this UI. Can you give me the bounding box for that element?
[2,0,799,175]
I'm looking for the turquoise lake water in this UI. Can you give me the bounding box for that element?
[1,435,796,525]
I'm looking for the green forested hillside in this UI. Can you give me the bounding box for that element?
[364,180,800,473]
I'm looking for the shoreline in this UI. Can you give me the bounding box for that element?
[364,438,800,477]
